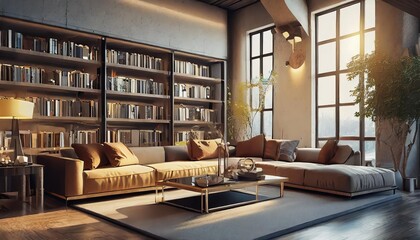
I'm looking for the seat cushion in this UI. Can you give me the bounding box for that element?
[256,161,323,185]
[303,165,396,193]
[148,160,219,181]
[83,165,156,194]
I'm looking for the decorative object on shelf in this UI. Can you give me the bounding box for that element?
[0,98,34,164]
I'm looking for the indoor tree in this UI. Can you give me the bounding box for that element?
[347,52,420,178]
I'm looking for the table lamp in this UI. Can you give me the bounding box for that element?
[0,99,34,164]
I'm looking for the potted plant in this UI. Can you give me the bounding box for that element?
[227,73,276,143]
[347,53,420,191]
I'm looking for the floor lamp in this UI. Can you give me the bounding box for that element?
[0,99,34,164]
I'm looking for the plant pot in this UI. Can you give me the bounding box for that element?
[403,177,416,192]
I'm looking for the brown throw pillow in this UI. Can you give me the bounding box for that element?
[103,142,139,167]
[236,134,265,157]
[278,140,299,162]
[318,139,338,164]
[329,145,353,164]
[264,139,281,160]
[187,139,222,160]
[72,143,108,170]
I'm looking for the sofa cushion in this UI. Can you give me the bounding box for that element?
[256,161,323,185]
[256,160,289,176]
[187,139,222,160]
[318,139,338,164]
[295,148,321,163]
[130,146,165,164]
[264,140,280,160]
[278,140,299,162]
[148,160,218,181]
[103,142,140,167]
[303,165,396,193]
[236,134,265,157]
[164,145,190,162]
[329,145,353,164]
[83,165,156,194]
[72,143,108,170]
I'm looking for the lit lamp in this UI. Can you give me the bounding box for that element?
[0,99,34,164]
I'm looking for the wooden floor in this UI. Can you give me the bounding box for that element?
[0,190,419,240]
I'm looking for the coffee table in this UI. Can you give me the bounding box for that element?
[155,175,288,213]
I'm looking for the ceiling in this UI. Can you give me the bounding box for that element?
[196,0,260,11]
[383,0,420,18]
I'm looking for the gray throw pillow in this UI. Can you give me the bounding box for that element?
[278,140,300,162]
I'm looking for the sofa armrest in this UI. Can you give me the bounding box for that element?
[37,155,84,198]
[343,151,362,166]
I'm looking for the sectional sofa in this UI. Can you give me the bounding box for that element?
[36,138,397,200]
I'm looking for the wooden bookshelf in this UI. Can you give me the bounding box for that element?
[0,16,226,150]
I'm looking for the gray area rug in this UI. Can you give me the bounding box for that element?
[73,186,400,240]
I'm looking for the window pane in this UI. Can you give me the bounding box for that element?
[263,111,273,138]
[365,117,375,137]
[318,107,336,138]
[339,140,360,152]
[317,11,336,42]
[251,58,260,83]
[340,104,359,136]
[339,73,358,103]
[318,42,336,73]
[318,76,336,105]
[340,3,360,36]
[365,141,375,161]
[262,30,273,54]
[251,111,261,137]
[262,56,273,79]
[340,35,360,70]
[365,0,375,29]
[264,84,273,109]
[365,31,375,54]
[251,86,259,110]
[251,34,260,57]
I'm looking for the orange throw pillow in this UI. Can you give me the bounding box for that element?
[236,134,265,157]
[72,143,108,170]
[103,142,139,167]
[187,139,222,160]
[264,139,281,160]
[318,139,338,164]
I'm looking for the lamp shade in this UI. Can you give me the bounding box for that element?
[0,99,34,119]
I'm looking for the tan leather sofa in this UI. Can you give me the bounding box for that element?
[37,144,396,200]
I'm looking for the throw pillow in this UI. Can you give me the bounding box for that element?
[263,139,281,160]
[329,145,353,164]
[103,142,140,167]
[236,134,265,157]
[72,143,108,170]
[278,140,300,162]
[187,139,222,160]
[318,139,338,164]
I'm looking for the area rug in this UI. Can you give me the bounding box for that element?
[73,186,400,240]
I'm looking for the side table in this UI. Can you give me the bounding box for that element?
[0,164,44,208]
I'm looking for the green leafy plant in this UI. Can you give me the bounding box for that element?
[347,52,420,178]
[227,73,276,142]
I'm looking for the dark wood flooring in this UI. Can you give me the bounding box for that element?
[0,190,419,240]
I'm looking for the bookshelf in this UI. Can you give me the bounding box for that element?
[0,16,226,151]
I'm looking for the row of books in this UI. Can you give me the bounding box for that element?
[174,60,210,77]
[0,130,99,149]
[107,129,163,147]
[29,97,98,118]
[0,63,96,89]
[0,29,98,60]
[174,105,216,122]
[107,76,165,95]
[174,82,212,99]
[107,103,164,120]
[106,49,163,70]
[174,130,205,143]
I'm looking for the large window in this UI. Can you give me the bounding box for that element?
[315,0,375,162]
[249,27,274,138]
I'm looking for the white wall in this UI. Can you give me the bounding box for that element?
[0,0,228,59]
